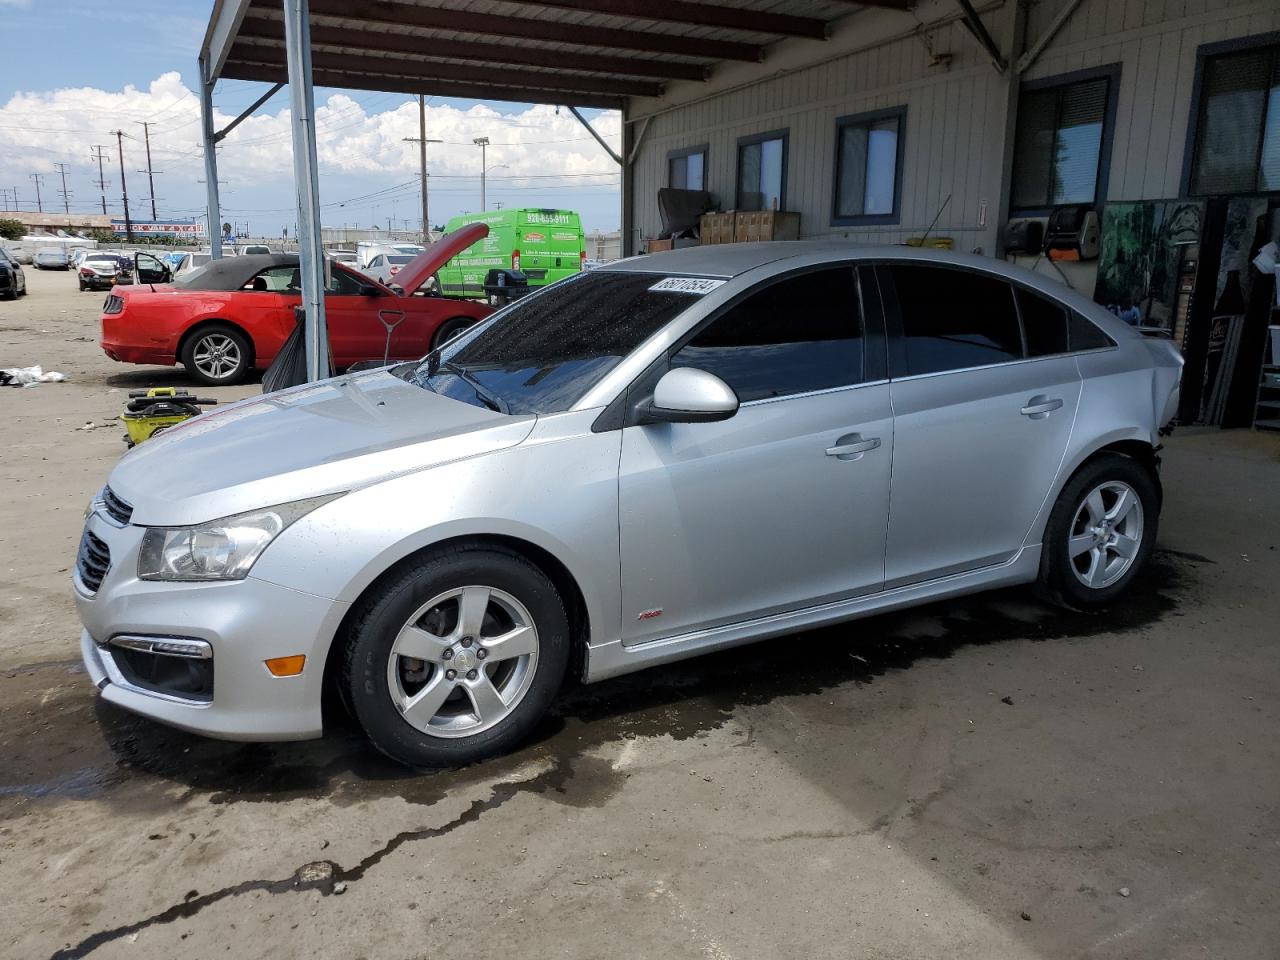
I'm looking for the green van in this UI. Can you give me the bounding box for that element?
[436,208,586,298]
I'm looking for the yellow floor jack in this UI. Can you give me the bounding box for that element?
[120,388,218,448]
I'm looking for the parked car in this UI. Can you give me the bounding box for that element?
[0,248,26,299]
[74,242,1182,766]
[170,252,212,277]
[329,250,359,266]
[98,224,493,386]
[364,252,416,288]
[239,244,274,256]
[78,253,134,291]
[356,241,423,269]
[33,248,70,270]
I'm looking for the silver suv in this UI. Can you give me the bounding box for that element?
[75,244,1182,767]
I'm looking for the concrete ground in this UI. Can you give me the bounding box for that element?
[1,266,1278,960]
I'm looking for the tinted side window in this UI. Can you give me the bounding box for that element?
[889,265,1023,375]
[671,269,862,402]
[1069,311,1115,350]
[1016,287,1070,356]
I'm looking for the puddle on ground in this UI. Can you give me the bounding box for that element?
[0,553,1196,815]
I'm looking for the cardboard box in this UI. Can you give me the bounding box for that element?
[735,210,801,242]
[699,212,736,245]
[645,237,673,253]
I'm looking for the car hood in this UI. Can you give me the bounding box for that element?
[108,370,535,526]
[393,222,489,295]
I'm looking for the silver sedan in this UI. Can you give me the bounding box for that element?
[74,243,1182,766]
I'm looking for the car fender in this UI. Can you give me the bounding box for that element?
[249,410,624,660]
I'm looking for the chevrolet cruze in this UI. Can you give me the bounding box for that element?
[75,243,1183,767]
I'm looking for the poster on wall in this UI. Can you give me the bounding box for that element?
[1093,201,1203,332]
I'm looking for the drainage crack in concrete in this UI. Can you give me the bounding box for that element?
[48,765,560,960]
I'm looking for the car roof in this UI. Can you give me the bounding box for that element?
[600,241,1041,281]
[172,253,298,290]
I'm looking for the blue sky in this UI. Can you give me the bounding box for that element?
[0,0,622,236]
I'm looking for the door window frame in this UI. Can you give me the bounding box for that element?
[602,263,886,431]
[875,261,1116,380]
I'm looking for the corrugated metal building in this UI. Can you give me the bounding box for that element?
[625,0,1279,266]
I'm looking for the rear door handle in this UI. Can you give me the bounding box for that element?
[1021,396,1063,419]
[826,433,881,460]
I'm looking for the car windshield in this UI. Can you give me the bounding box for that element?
[395,271,703,415]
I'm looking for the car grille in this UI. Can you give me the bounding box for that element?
[77,529,111,593]
[101,487,133,525]
[103,294,124,314]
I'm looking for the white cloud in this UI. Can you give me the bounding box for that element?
[0,72,621,223]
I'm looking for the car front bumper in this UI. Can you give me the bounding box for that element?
[74,510,349,741]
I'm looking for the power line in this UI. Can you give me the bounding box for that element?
[135,121,158,220]
[109,130,133,239]
[90,144,110,215]
[52,162,72,214]
[28,173,44,212]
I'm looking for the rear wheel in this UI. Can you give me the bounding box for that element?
[341,546,570,767]
[432,316,477,350]
[1038,453,1159,608]
[182,324,252,385]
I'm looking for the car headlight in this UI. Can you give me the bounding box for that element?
[138,495,339,581]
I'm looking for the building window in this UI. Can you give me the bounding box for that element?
[668,145,706,191]
[1186,37,1280,196]
[736,130,787,211]
[832,107,905,225]
[1010,66,1118,212]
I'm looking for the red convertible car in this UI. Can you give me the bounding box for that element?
[100,224,493,385]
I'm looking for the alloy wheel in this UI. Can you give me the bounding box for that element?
[191,333,242,380]
[1068,480,1144,589]
[385,585,539,738]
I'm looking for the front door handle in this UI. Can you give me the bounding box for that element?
[826,433,881,460]
[1021,396,1064,419]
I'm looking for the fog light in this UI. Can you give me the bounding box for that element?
[265,655,306,677]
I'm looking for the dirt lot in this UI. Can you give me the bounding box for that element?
[2,265,1279,960]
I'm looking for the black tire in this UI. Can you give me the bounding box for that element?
[181,323,253,385]
[1037,453,1159,609]
[432,316,477,350]
[78,278,86,292]
[341,545,570,767]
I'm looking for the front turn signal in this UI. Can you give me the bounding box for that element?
[265,655,306,677]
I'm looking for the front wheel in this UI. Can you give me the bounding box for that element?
[182,324,252,385]
[1038,453,1159,609]
[341,546,570,767]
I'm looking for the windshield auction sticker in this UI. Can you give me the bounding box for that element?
[649,277,727,295]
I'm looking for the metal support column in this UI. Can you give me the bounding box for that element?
[282,0,329,382]
[199,62,223,259]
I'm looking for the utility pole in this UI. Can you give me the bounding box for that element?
[401,96,442,244]
[110,130,133,241]
[91,145,110,215]
[474,136,490,212]
[135,121,158,220]
[29,173,44,213]
[53,163,72,214]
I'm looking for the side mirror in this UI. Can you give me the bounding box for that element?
[640,367,739,424]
